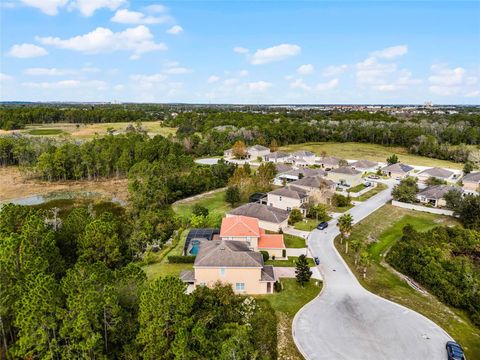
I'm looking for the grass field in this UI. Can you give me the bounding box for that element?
[293,218,319,231]
[11,122,177,139]
[355,183,388,201]
[266,256,314,267]
[284,234,306,248]
[280,142,464,169]
[172,189,234,218]
[334,205,480,358]
[259,278,321,360]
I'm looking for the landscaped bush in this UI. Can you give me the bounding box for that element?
[260,251,270,262]
[332,193,352,207]
[167,255,196,263]
[274,281,282,293]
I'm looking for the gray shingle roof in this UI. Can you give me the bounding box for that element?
[269,185,309,199]
[291,175,335,188]
[229,203,290,224]
[194,240,263,267]
[382,163,414,174]
[248,144,270,152]
[275,163,292,174]
[260,265,275,282]
[180,270,195,282]
[292,150,315,157]
[318,156,342,166]
[269,151,290,160]
[462,172,480,183]
[418,185,459,200]
[330,166,362,175]
[418,167,454,179]
[281,168,326,178]
[351,159,377,169]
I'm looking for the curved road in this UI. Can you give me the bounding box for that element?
[293,183,452,360]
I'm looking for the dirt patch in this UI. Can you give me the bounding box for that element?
[0,166,129,203]
[276,312,303,360]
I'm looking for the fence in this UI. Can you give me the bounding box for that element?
[391,200,455,216]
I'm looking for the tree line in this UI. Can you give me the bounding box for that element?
[0,204,276,359]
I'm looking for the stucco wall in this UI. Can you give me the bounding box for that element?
[259,219,288,232]
[328,172,363,187]
[194,267,269,294]
[267,193,305,212]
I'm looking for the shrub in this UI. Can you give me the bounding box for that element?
[260,251,270,262]
[274,281,282,292]
[332,193,351,207]
[168,255,196,263]
[288,208,303,225]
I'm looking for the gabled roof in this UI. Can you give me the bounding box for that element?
[194,240,263,267]
[220,216,260,237]
[229,203,290,224]
[248,144,270,152]
[351,159,378,169]
[292,150,315,157]
[330,166,362,175]
[462,172,480,183]
[258,234,285,249]
[269,151,290,159]
[317,156,342,166]
[382,163,414,173]
[275,163,292,174]
[418,167,454,179]
[418,185,459,200]
[291,175,335,188]
[280,168,326,178]
[269,185,308,200]
[260,265,275,282]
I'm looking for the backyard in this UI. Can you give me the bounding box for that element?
[172,188,235,219]
[334,204,480,359]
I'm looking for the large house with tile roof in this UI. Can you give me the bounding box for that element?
[228,203,290,231]
[267,185,309,214]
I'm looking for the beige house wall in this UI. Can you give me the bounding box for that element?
[261,248,284,259]
[328,172,363,187]
[248,149,270,160]
[463,181,479,192]
[384,170,411,179]
[258,219,287,232]
[194,267,269,294]
[267,193,306,212]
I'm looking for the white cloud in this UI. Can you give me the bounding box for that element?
[0,73,13,81]
[8,43,48,58]
[37,26,167,58]
[207,75,220,83]
[238,70,249,77]
[428,64,467,96]
[233,46,249,54]
[297,64,314,75]
[290,78,310,90]
[370,45,408,59]
[130,73,167,83]
[223,78,238,86]
[322,64,348,77]
[69,0,125,17]
[22,79,107,89]
[356,57,396,86]
[465,90,480,98]
[164,67,191,75]
[145,4,167,13]
[24,68,71,76]
[250,44,301,65]
[111,9,170,24]
[167,25,183,34]
[113,84,125,91]
[247,81,272,91]
[20,0,68,16]
[316,78,339,91]
[81,66,100,73]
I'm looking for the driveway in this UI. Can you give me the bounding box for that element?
[293,182,452,360]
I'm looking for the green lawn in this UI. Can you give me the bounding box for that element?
[329,204,354,213]
[142,262,193,280]
[293,218,320,231]
[355,183,388,201]
[334,205,480,359]
[284,234,306,248]
[28,128,65,135]
[347,183,367,193]
[266,256,314,267]
[172,189,235,219]
[280,142,463,169]
[259,278,322,360]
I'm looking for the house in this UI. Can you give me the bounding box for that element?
[219,215,286,258]
[228,203,289,231]
[291,151,316,166]
[351,159,378,173]
[274,168,326,185]
[290,175,336,204]
[274,163,292,174]
[266,151,291,163]
[382,163,414,179]
[416,167,456,183]
[462,172,480,194]
[327,167,363,187]
[247,145,270,161]
[180,240,276,294]
[267,186,309,214]
[316,156,343,169]
[416,185,459,207]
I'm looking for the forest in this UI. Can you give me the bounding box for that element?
[0,204,276,359]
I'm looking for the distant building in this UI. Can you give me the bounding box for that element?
[291,151,316,166]
[266,151,291,163]
[416,185,459,207]
[462,172,480,194]
[382,163,414,179]
[416,167,456,183]
[247,145,270,161]
[316,156,343,169]
[274,168,326,185]
[267,185,309,214]
[290,175,336,204]
[228,203,290,231]
[350,159,378,173]
[327,167,363,187]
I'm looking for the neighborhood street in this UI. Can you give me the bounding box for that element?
[292,182,452,360]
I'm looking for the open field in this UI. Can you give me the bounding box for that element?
[259,278,321,360]
[172,188,236,218]
[0,166,129,203]
[355,183,388,201]
[3,122,177,139]
[334,204,480,358]
[280,142,464,169]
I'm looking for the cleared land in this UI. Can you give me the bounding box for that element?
[0,166,129,203]
[260,278,321,360]
[334,204,480,359]
[4,122,177,139]
[172,188,235,219]
[281,142,464,169]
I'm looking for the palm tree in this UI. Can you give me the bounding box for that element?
[359,251,371,278]
[337,213,353,253]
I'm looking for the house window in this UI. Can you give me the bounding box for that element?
[199,282,206,287]
[235,283,245,292]
[279,196,282,201]
[287,207,291,211]
[219,268,226,277]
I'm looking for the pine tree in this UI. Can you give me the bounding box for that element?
[295,255,312,287]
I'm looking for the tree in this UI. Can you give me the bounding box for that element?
[425,176,446,186]
[391,176,418,203]
[456,194,480,230]
[444,188,464,212]
[463,161,474,174]
[307,204,329,222]
[288,209,303,225]
[137,276,193,359]
[225,186,241,207]
[269,139,278,152]
[359,251,371,278]
[332,193,351,207]
[386,154,399,165]
[232,140,247,159]
[260,251,269,262]
[338,159,349,167]
[254,162,277,192]
[295,255,312,287]
[337,213,353,251]
[192,204,209,217]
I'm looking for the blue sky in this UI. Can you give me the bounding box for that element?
[1,0,479,104]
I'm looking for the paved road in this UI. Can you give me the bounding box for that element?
[293,182,452,360]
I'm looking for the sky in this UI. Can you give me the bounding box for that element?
[0,0,479,104]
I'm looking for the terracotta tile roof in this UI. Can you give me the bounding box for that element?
[258,234,285,249]
[220,215,260,237]
[194,240,263,267]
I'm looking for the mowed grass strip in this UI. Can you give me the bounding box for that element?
[280,142,463,169]
[334,204,480,358]
[28,128,65,136]
[284,234,306,248]
[172,189,234,218]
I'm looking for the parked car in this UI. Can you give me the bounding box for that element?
[317,222,328,230]
[446,341,466,360]
[364,181,372,187]
[314,257,320,265]
[368,174,380,179]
